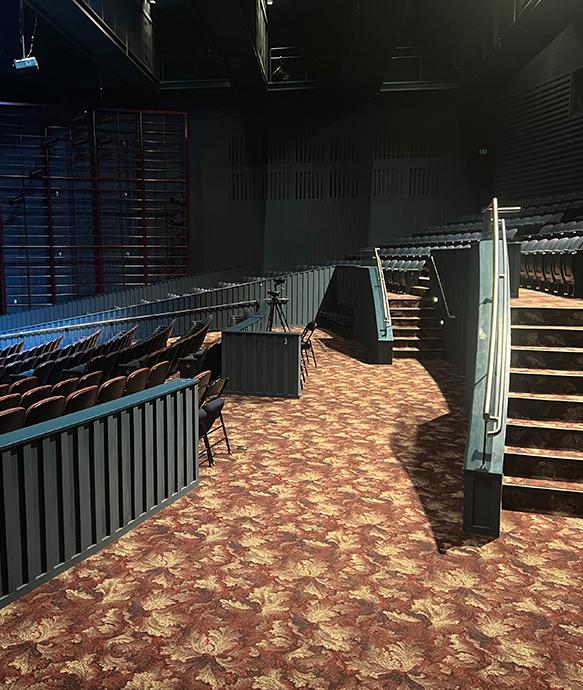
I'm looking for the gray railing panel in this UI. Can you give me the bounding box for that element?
[0,267,335,349]
[0,263,255,333]
[223,331,301,398]
[42,436,61,572]
[0,378,199,608]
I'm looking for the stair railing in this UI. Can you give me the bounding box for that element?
[374,247,392,333]
[429,254,456,320]
[483,198,513,436]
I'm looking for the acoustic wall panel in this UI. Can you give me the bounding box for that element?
[496,74,583,200]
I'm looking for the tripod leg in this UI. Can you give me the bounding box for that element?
[275,302,290,331]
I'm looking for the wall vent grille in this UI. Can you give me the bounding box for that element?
[295,171,325,199]
[372,168,406,196]
[230,172,263,201]
[267,171,292,200]
[408,167,438,196]
[374,133,407,160]
[330,134,359,162]
[329,169,359,198]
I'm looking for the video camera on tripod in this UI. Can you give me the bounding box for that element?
[266,278,290,331]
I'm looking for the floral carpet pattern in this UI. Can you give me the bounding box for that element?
[1,330,583,689]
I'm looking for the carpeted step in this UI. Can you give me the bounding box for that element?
[511,306,583,327]
[390,306,439,319]
[391,316,441,328]
[511,346,583,371]
[392,347,447,359]
[409,285,429,298]
[502,477,583,518]
[393,336,445,351]
[507,392,583,423]
[506,418,583,452]
[511,325,583,348]
[388,296,434,309]
[509,368,583,395]
[504,446,583,483]
[391,326,444,339]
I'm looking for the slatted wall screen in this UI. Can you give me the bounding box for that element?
[0,104,189,314]
[496,74,583,199]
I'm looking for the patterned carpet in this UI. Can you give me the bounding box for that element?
[1,330,583,689]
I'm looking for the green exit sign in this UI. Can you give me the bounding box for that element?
[479,148,489,155]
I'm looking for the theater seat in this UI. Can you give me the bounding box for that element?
[97,376,127,404]
[123,368,149,396]
[64,386,99,415]
[0,407,25,434]
[24,396,66,426]
[0,394,21,412]
[52,378,80,399]
[20,386,53,411]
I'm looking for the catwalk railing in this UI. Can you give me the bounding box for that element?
[0,378,200,608]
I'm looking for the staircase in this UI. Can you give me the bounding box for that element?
[389,279,446,359]
[502,298,583,517]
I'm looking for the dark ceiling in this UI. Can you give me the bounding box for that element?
[0,0,580,107]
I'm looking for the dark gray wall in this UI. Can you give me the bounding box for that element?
[495,16,583,200]
[188,94,480,275]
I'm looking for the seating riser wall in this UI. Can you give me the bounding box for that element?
[0,379,198,608]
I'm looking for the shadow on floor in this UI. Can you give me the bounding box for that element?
[394,360,495,553]
[396,413,495,553]
[316,328,382,364]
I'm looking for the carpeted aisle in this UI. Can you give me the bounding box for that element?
[1,330,583,689]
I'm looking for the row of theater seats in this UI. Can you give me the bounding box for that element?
[415,190,583,239]
[0,336,61,370]
[0,360,172,435]
[76,315,213,382]
[380,232,482,251]
[0,330,109,386]
[382,259,426,292]
[514,219,583,240]
[520,236,583,295]
[29,321,173,387]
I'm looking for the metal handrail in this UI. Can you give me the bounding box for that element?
[483,198,512,436]
[429,254,456,319]
[374,247,392,331]
[0,300,258,341]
